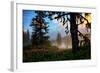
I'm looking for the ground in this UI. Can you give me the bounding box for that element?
[23,46,91,62]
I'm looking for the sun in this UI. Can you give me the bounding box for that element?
[85,13,91,23]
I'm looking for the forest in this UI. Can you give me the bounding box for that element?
[23,10,91,62]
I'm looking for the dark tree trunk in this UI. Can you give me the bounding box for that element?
[70,13,79,53]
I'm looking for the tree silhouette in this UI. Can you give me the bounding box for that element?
[23,29,30,47]
[69,13,79,53]
[57,32,62,45]
[26,29,30,42]
[30,11,49,49]
[45,11,91,53]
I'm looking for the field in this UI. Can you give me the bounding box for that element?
[23,46,91,62]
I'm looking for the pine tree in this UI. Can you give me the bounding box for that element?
[46,12,91,53]
[57,32,62,45]
[23,29,30,47]
[26,29,30,42]
[30,11,49,49]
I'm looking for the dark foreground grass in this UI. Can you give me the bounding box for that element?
[23,46,91,62]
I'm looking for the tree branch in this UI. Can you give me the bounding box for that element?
[79,14,89,24]
[78,30,90,41]
[54,13,70,21]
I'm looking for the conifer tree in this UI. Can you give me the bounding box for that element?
[30,11,49,49]
[57,32,62,45]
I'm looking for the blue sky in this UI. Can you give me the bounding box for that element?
[23,10,36,32]
[23,10,66,40]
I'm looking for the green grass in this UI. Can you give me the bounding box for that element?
[23,46,91,62]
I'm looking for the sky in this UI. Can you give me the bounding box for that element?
[23,10,91,41]
[23,10,36,32]
[23,10,67,40]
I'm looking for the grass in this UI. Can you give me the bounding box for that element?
[23,45,91,62]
